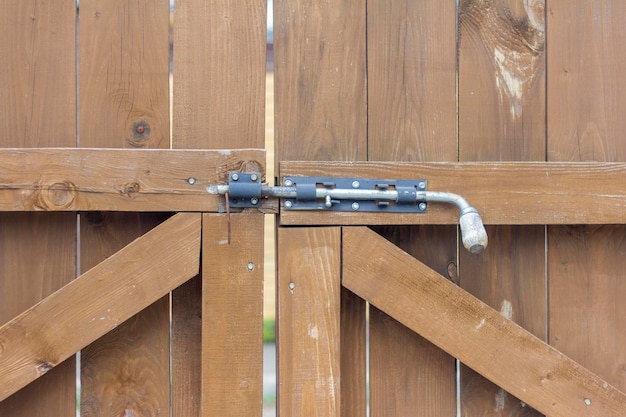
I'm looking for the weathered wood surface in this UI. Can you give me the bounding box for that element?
[342,226,626,417]
[367,0,457,414]
[0,148,264,212]
[0,213,201,403]
[548,0,626,397]
[277,227,342,417]
[279,161,626,225]
[274,0,367,414]
[202,213,264,416]
[0,1,77,415]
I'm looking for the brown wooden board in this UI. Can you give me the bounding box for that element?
[458,1,547,415]
[274,0,367,414]
[547,0,626,395]
[172,1,267,415]
[279,161,626,225]
[277,227,342,417]
[342,226,626,417]
[366,1,457,415]
[202,213,264,416]
[0,148,265,212]
[0,1,76,415]
[78,1,171,415]
[0,213,201,403]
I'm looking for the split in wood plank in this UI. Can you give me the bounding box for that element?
[0,148,265,212]
[280,161,626,225]
[342,226,626,417]
[0,213,201,402]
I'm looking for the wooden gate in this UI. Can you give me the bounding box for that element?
[1,1,626,417]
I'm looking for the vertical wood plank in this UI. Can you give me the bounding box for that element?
[367,1,457,415]
[277,227,342,417]
[0,2,76,416]
[458,1,547,416]
[274,0,367,414]
[547,0,626,394]
[172,1,266,416]
[202,213,264,416]
[78,1,171,416]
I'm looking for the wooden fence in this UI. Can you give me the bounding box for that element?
[1,1,626,417]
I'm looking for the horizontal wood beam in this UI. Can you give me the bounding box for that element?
[0,212,201,402]
[0,148,265,212]
[280,161,626,225]
[342,226,626,417]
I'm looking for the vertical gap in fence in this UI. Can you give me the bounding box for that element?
[77,1,171,416]
[457,1,547,416]
[546,1,626,395]
[366,1,457,416]
[172,1,267,416]
[0,2,77,416]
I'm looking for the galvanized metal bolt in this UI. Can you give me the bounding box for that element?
[418,181,426,190]
[352,180,360,188]
[250,197,259,205]
[288,282,296,290]
[583,398,592,407]
[284,200,293,209]
[231,173,239,181]
[284,178,293,187]
[419,202,427,211]
[250,174,258,182]
[247,262,255,271]
[187,177,197,185]
[352,202,360,211]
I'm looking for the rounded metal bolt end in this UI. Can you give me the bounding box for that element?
[459,207,488,254]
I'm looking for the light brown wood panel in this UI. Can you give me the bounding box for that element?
[342,226,626,417]
[367,1,457,414]
[78,1,171,415]
[172,1,267,415]
[0,1,76,415]
[274,0,367,165]
[459,1,546,415]
[274,0,367,414]
[202,213,264,416]
[0,213,201,403]
[173,0,266,150]
[279,161,626,225]
[277,227,342,417]
[547,0,626,395]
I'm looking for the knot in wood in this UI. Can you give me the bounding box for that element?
[37,181,77,210]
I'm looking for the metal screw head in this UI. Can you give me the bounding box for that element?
[351,202,360,211]
[187,177,197,185]
[231,173,239,181]
[284,200,293,209]
[288,282,296,290]
[250,174,259,182]
[352,180,360,188]
[284,178,293,187]
[583,398,592,407]
[250,197,259,205]
[247,262,255,271]
[419,202,427,211]
[418,181,426,190]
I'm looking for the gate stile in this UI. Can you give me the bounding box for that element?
[2,2,626,417]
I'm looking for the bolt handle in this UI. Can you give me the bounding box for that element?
[459,208,488,254]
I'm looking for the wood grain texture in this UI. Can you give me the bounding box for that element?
[459,2,546,415]
[0,1,76,415]
[342,226,626,417]
[78,2,172,415]
[366,2,457,414]
[547,0,626,396]
[0,148,265,212]
[277,227,341,417]
[274,0,367,163]
[0,212,201,403]
[173,0,266,150]
[279,161,626,225]
[202,213,264,416]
